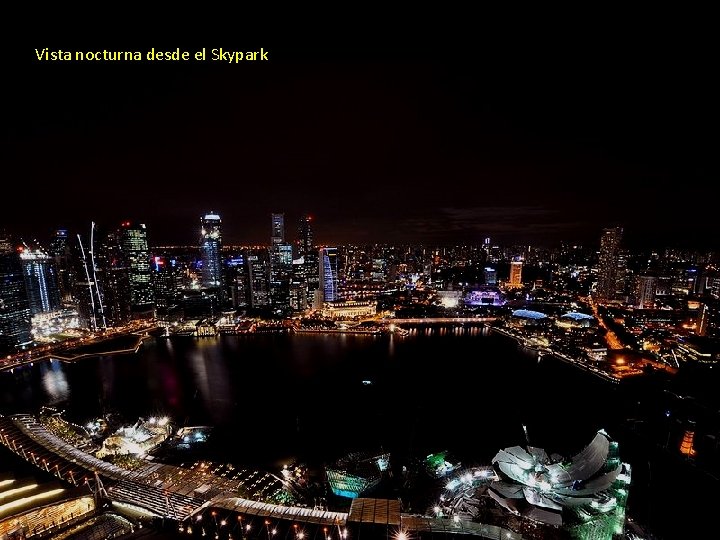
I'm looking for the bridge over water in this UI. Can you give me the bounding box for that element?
[0,414,523,538]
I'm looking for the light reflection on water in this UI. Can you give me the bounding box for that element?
[40,359,69,404]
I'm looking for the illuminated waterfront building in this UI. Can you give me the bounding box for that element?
[0,248,32,351]
[225,255,248,309]
[152,256,184,312]
[72,223,107,331]
[269,213,292,311]
[298,214,318,306]
[247,250,271,309]
[119,222,154,315]
[464,288,505,306]
[596,227,623,302]
[326,452,390,499]
[48,229,74,302]
[319,300,376,320]
[318,247,339,304]
[490,429,630,538]
[200,212,223,288]
[20,249,61,315]
[101,229,131,326]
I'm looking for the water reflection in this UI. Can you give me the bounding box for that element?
[40,359,69,404]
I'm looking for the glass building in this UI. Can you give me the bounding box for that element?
[319,247,339,303]
[270,213,292,311]
[120,222,154,313]
[20,249,61,315]
[200,212,223,289]
[597,227,623,302]
[0,250,32,351]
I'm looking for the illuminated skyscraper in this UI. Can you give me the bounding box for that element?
[297,214,318,308]
[120,222,154,314]
[20,249,61,315]
[271,213,285,245]
[200,212,223,288]
[0,248,32,352]
[318,247,339,304]
[298,214,314,258]
[509,259,523,288]
[48,229,74,302]
[103,230,131,326]
[635,275,657,309]
[484,267,497,286]
[73,223,107,331]
[596,227,623,302]
[247,250,271,308]
[270,213,292,311]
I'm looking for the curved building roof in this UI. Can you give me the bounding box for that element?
[490,430,630,527]
[511,309,547,320]
[561,312,595,321]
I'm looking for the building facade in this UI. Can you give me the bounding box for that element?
[200,212,223,289]
[596,227,623,302]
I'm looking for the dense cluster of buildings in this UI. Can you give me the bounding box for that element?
[2,217,719,361]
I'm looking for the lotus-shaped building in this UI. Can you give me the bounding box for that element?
[490,429,630,538]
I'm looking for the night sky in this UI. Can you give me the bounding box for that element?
[4,36,717,249]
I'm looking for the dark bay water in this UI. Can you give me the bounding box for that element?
[0,329,618,467]
[1,328,717,538]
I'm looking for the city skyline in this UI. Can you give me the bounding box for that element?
[5,39,717,248]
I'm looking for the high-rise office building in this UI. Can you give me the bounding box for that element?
[103,230,131,326]
[596,227,623,302]
[298,214,318,306]
[73,223,108,331]
[20,249,62,315]
[509,259,523,288]
[120,222,154,314]
[635,275,657,309]
[200,212,223,289]
[224,255,248,309]
[298,214,313,258]
[0,249,32,352]
[271,213,285,245]
[318,247,339,305]
[269,213,292,311]
[247,250,271,309]
[152,256,183,312]
[48,229,74,303]
[484,267,497,286]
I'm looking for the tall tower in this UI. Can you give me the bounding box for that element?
[200,212,223,288]
[596,227,623,302]
[318,247,339,305]
[120,222,154,314]
[271,213,285,245]
[635,275,657,309]
[509,259,523,288]
[48,229,74,303]
[0,247,32,352]
[269,213,292,312]
[247,250,270,308]
[103,229,132,326]
[20,249,62,315]
[298,214,319,306]
[298,214,314,258]
[73,223,108,331]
